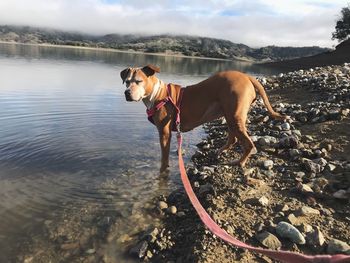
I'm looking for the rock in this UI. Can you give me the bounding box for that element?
[327,239,350,255]
[298,183,314,193]
[302,159,322,174]
[299,223,313,233]
[85,248,96,254]
[129,241,148,258]
[287,213,303,226]
[297,206,320,216]
[256,231,282,250]
[289,149,301,158]
[306,227,325,247]
[225,225,235,235]
[258,196,269,206]
[276,221,306,244]
[326,163,337,172]
[167,206,177,215]
[158,201,168,210]
[142,227,159,243]
[262,160,274,170]
[281,122,291,131]
[279,136,299,148]
[313,157,327,167]
[199,183,215,196]
[333,190,348,199]
[117,234,132,243]
[258,136,278,146]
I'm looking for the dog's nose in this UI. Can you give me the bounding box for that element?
[124,90,132,101]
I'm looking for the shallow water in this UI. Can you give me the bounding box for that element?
[0,43,279,262]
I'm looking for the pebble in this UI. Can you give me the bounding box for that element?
[281,122,291,131]
[158,201,168,210]
[298,183,314,193]
[276,221,306,244]
[256,231,282,250]
[262,160,274,170]
[258,196,269,206]
[167,206,177,215]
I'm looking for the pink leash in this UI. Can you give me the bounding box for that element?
[176,131,350,263]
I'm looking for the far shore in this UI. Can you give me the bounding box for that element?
[0,41,254,63]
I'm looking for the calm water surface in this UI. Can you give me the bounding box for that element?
[0,43,279,262]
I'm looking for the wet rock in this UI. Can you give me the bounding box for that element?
[129,241,148,258]
[327,239,350,255]
[276,221,306,244]
[256,231,282,250]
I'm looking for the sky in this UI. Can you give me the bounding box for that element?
[0,0,349,48]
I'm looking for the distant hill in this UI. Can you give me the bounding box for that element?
[262,38,350,71]
[0,25,330,62]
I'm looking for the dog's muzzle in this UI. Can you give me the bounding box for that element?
[124,90,133,101]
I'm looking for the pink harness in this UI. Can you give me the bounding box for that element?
[146,84,183,131]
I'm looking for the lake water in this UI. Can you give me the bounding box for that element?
[0,43,279,262]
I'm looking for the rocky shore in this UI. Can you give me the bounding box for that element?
[131,63,350,262]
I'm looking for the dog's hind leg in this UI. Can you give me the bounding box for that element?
[217,131,237,156]
[224,106,256,167]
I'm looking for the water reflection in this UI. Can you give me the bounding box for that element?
[0,42,279,76]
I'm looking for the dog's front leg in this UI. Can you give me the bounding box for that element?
[158,124,172,173]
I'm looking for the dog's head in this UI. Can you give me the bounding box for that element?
[120,65,160,102]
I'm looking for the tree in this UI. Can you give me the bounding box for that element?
[332,4,350,42]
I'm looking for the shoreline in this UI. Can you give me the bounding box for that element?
[0,41,254,63]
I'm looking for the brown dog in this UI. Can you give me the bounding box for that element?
[120,65,287,172]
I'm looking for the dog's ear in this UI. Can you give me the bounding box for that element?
[120,68,131,84]
[142,64,160,77]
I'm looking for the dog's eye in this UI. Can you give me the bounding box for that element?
[125,80,131,85]
[135,80,142,85]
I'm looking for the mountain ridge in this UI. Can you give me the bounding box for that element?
[0,25,331,62]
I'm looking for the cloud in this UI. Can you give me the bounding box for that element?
[0,0,348,47]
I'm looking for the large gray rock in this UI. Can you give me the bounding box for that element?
[327,239,350,255]
[276,221,306,244]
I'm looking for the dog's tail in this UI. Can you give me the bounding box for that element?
[249,76,288,121]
